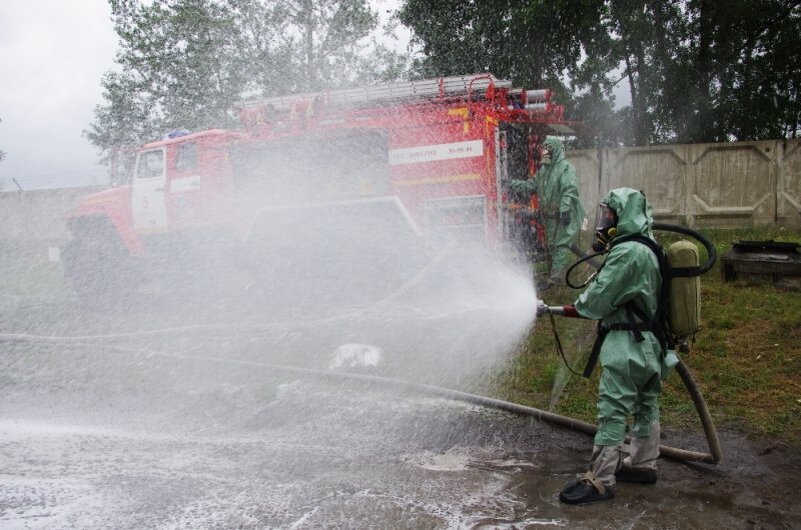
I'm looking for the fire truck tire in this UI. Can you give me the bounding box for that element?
[61,237,135,310]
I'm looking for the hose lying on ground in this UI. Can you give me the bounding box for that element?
[1,330,721,465]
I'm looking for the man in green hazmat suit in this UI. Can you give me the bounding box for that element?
[538,187,668,504]
[534,136,585,286]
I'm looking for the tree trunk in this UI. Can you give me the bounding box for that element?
[695,0,714,143]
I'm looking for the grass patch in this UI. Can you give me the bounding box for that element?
[489,227,801,446]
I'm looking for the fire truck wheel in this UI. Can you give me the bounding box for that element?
[61,238,135,311]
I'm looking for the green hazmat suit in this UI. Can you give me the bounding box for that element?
[536,136,585,282]
[573,187,664,486]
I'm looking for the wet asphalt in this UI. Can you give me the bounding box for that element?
[1,292,799,529]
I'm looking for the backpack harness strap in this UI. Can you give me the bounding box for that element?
[583,303,656,377]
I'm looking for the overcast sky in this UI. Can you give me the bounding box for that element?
[0,2,118,191]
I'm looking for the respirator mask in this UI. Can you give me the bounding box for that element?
[540,144,553,165]
[591,203,618,252]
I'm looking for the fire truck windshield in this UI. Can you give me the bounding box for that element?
[137,150,165,179]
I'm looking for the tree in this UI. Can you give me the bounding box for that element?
[700,0,801,141]
[86,0,408,170]
[228,0,393,92]
[399,0,801,145]
[398,0,606,99]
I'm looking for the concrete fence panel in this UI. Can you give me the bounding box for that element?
[565,149,602,220]
[603,145,689,223]
[779,139,801,227]
[687,141,777,228]
[0,187,105,242]
[569,139,800,229]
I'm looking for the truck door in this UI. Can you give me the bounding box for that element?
[496,123,544,258]
[132,148,168,232]
[166,140,202,229]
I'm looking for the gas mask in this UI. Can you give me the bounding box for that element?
[591,203,618,252]
[540,144,553,165]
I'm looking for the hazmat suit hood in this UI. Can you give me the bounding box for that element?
[602,187,653,240]
[543,136,566,165]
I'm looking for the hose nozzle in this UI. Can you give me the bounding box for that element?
[536,301,579,318]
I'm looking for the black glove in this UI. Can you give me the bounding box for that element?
[560,211,571,226]
[509,179,537,200]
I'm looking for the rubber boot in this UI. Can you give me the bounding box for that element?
[559,444,620,505]
[616,421,659,484]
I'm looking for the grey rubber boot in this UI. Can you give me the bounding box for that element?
[591,443,623,487]
[617,420,659,484]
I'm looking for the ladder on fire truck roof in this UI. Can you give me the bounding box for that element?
[239,74,535,112]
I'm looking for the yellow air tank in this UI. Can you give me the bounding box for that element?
[667,240,701,339]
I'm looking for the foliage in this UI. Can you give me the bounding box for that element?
[87,0,801,167]
[86,0,409,168]
[397,0,607,109]
[609,0,801,144]
[398,0,801,147]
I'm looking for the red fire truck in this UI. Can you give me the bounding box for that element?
[62,74,582,306]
